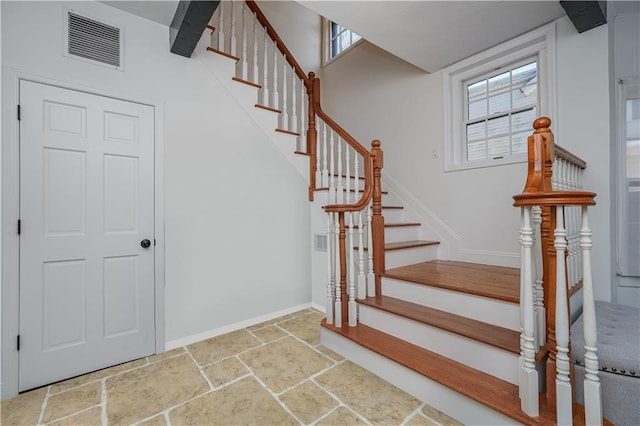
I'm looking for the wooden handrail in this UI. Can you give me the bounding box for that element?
[555,145,587,169]
[245,1,310,89]
[513,191,596,207]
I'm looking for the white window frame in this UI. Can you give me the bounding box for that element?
[442,23,556,172]
[322,18,363,66]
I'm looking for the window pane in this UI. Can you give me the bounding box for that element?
[466,121,486,141]
[468,80,487,102]
[488,71,510,96]
[511,107,536,133]
[511,62,537,86]
[488,136,510,157]
[512,86,537,109]
[512,131,529,154]
[489,92,510,115]
[468,99,487,120]
[467,141,486,161]
[340,31,350,51]
[487,115,509,137]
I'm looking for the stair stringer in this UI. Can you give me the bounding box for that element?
[321,327,519,426]
[192,33,309,184]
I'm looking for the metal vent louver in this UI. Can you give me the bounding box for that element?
[67,12,121,68]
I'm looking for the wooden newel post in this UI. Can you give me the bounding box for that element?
[307,72,318,201]
[371,140,385,295]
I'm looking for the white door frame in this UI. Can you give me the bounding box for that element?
[1,69,166,400]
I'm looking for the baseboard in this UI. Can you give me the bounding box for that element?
[165,302,313,350]
[311,302,326,313]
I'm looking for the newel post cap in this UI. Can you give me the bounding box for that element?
[533,117,551,132]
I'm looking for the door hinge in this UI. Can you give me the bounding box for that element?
[17,335,20,351]
[17,105,21,121]
[17,219,21,235]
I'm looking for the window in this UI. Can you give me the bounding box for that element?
[443,23,556,171]
[465,59,538,162]
[324,20,361,63]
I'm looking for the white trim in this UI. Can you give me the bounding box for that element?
[321,17,364,68]
[443,22,556,172]
[1,68,166,399]
[165,303,313,350]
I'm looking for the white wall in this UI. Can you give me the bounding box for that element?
[320,17,612,301]
[2,0,311,396]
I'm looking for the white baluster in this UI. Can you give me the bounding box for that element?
[337,138,344,204]
[271,43,279,109]
[348,212,357,327]
[334,214,342,327]
[357,209,366,300]
[281,56,288,129]
[300,80,307,152]
[326,212,335,325]
[345,145,351,203]
[329,130,336,204]
[532,206,546,348]
[229,0,237,58]
[217,1,225,51]
[321,122,329,188]
[290,68,298,133]
[519,207,539,416]
[260,25,270,105]
[366,202,375,297]
[581,206,603,425]
[554,206,572,425]
[251,11,259,83]
[240,4,248,79]
[552,158,559,190]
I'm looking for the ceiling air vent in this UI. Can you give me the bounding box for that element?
[64,10,124,70]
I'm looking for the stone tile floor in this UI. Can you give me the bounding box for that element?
[1,308,463,425]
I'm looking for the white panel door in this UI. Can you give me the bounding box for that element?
[19,81,155,391]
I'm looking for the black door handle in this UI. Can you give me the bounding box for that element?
[141,239,151,248]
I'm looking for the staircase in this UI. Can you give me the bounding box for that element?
[197,3,607,424]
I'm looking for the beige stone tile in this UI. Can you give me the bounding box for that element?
[0,386,47,426]
[251,325,288,343]
[147,347,185,364]
[406,413,439,426]
[168,377,297,425]
[279,381,338,424]
[278,313,323,345]
[316,361,421,425]
[421,405,463,425]
[245,314,296,332]
[138,414,168,425]
[187,330,261,366]
[317,406,367,425]
[202,357,249,388]
[42,382,101,424]
[48,406,102,426]
[106,354,208,425]
[50,357,147,394]
[239,337,333,393]
[315,345,345,361]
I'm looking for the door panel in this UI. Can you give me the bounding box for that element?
[19,80,155,391]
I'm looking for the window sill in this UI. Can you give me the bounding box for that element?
[444,154,527,173]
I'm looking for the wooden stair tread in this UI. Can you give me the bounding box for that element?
[382,205,403,210]
[322,320,607,425]
[314,187,389,195]
[232,76,261,89]
[206,46,239,62]
[255,104,281,114]
[275,128,301,136]
[385,222,420,227]
[294,151,310,157]
[359,295,519,353]
[383,260,520,303]
[358,240,439,252]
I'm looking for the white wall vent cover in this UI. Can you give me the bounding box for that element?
[314,234,328,252]
[63,9,124,71]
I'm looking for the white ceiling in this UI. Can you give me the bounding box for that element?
[101,0,179,26]
[300,1,567,72]
[101,1,569,73]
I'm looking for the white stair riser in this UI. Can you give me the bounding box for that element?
[384,226,420,244]
[358,305,519,385]
[381,208,403,223]
[385,245,438,269]
[382,278,520,330]
[321,328,519,425]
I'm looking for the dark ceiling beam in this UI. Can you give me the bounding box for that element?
[559,1,607,33]
[170,1,219,58]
